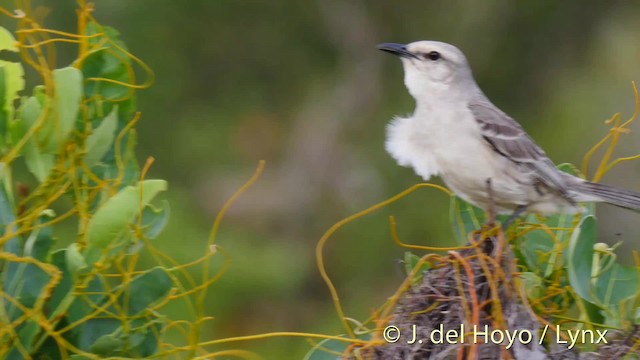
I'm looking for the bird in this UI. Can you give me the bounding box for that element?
[377,40,640,217]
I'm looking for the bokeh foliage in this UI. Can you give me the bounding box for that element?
[0,0,640,357]
[0,3,247,359]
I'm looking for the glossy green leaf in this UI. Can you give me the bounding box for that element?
[118,267,172,316]
[65,277,108,324]
[84,179,167,264]
[566,215,596,304]
[24,140,55,182]
[127,316,164,357]
[594,263,639,307]
[0,165,24,322]
[19,95,41,129]
[601,301,634,329]
[89,334,124,356]
[0,163,16,226]
[0,62,25,110]
[139,200,170,239]
[518,272,544,300]
[85,106,118,167]
[0,28,25,146]
[18,87,58,150]
[17,96,55,181]
[2,260,50,321]
[518,164,592,277]
[80,48,131,101]
[51,67,83,149]
[75,317,120,352]
[23,215,54,261]
[83,314,164,357]
[48,249,72,311]
[0,68,8,147]
[65,243,88,276]
[72,269,170,354]
[518,227,556,275]
[80,22,135,114]
[450,196,485,244]
[0,26,18,52]
[5,320,40,360]
[7,213,56,313]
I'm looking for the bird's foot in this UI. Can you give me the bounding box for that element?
[501,204,528,231]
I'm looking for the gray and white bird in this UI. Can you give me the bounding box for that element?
[378,40,640,216]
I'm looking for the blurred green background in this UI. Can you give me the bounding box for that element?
[2,1,640,358]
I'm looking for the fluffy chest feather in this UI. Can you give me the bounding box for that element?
[385,105,494,181]
[385,104,532,210]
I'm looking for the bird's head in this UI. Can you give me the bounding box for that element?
[377,41,475,101]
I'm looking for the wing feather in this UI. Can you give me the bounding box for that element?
[468,100,570,197]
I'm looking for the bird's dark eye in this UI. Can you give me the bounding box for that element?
[426,51,441,61]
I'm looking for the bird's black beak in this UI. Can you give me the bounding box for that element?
[377,43,419,60]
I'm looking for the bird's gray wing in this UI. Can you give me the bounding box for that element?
[468,100,570,197]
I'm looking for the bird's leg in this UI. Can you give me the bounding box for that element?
[485,178,496,227]
[502,204,528,230]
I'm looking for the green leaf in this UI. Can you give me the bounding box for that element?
[51,67,83,149]
[0,63,25,147]
[17,95,55,181]
[0,27,19,52]
[75,317,120,352]
[64,276,108,325]
[518,163,593,277]
[17,87,57,149]
[0,163,16,226]
[139,200,170,239]
[23,214,54,261]
[2,260,50,320]
[86,22,130,53]
[5,213,56,314]
[65,243,88,276]
[600,286,639,328]
[18,95,41,130]
[517,272,544,300]
[0,68,8,147]
[24,140,55,182]
[0,27,25,146]
[80,48,131,101]
[83,314,164,357]
[566,215,596,303]
[0,61,25,110]
[118,267,172,315]
[84,179,167,265]
[70,269,170,354]
[450,196,485,244]
[127,315,164,357]
[85,105,118,167]
[594,263,639,307]
[5,320,40,360]
[89,334,124,356]
[48,249,73,311]
[518,227,556,275]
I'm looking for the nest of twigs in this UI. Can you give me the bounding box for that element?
[368,232,640,359]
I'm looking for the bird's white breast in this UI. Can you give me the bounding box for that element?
[385,114,441,180]
[386,105,490,181]
[385,103,529,210]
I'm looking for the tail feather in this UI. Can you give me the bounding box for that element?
[576,181,640,211]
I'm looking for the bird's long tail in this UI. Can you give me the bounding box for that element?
[575,181,640,211]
